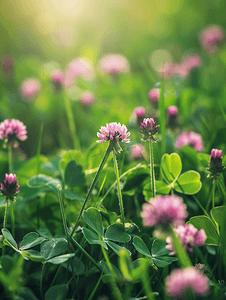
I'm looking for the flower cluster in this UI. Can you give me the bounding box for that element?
[166,224,207,255]
[200,25,224,54]
[80,91,95,106]
[148,88,160,103]
[175,131,204,152]
[207,148,224,178]
[130,144,145,160]
[0,119,27,147]
[20,78,41,101]
[140,118,159,142]
[51,70,64,91]
[133,107,146,119]
[167,106,179,128]
[1,173,20,200]
[165,267,209,299]
[98,54,130,75]
[97,122,130,153]
[141,195,188,231]
[64,57,94,87]
[159,54,201,79]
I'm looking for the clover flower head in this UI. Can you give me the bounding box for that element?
[148,88,160,103]
[200,24,224,54]
[166,224,207,255]
[133,106,146,119]
[20,78,41,101]
[140,118,159,142]
[165,267,209,299]
[1,173,20,200]
[167,106,179,128]
[1,54,14,79]
[80,91,95,106]
[207,148,224,178]
[175,131,204,152]
[64,57,94,87]
[98,54,130,75]
[97,122,130,153]
[141,195,188,231]
[51,70,64,90]
[0,119,27,147]
[182,54,202,72]
[130,144,145,160]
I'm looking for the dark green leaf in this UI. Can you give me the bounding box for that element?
[105,223,131,243]
[83,208,104,236]
[107,241,131,256]
[82,227,108,249]
[20,232,45,250]
[2,228,18,250]
[152,256,178,267]
[64,160,86,187]
[27,175,53,188]
[132,236,151,257]
[44,284,68,300]
[151,239,171,257]
[16,287,39,300]
[63,189,85,202]
[47,254,75,264]
[187,216,219,246]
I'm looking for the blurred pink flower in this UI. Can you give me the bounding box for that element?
[141,195,187,229]
[1,54,14,79]
[148,88,160,103]
[167,106,178,117]
[133,106,146,119]
[158,62,174,79]
[166,224,207,255]
[182,54,202,72]
[64,57,94,87]
[51,70,64,90]
[97,122,130,144]
[175,131,204,152]
[80,91,95,106]
[0,119,27,146]
[130,144,145,160]
[167,106,179,127]
[165,267,209,299]
[98,54,130,75]
[200,25,224,54]
[20,78,41,101]
[1,173,20,200]
[140,118,159,142]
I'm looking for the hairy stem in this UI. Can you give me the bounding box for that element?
[113,151,125,225]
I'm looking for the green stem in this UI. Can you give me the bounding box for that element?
[10,200,15,237]
[3,199,9,229]
[57,190,68,240]
[71,143,113,236]
[87,271,103,300]
[192,195,209,217]
[63,91,80,150]
[212,179,216,210]
[113,151,125,226]
[68,228,102,272]
[50,265,62,288]
[140,259,155,300]
[97,164,145,208]
[149,140,156,198]
[36,122,44,175]
[217,176,226,204]
[8,144,13,173]
[170,225,192,268]
[159,80,165,156]
[40,263,45,300]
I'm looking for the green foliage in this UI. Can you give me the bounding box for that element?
[82,207,131,255]
[132,236,177,267]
